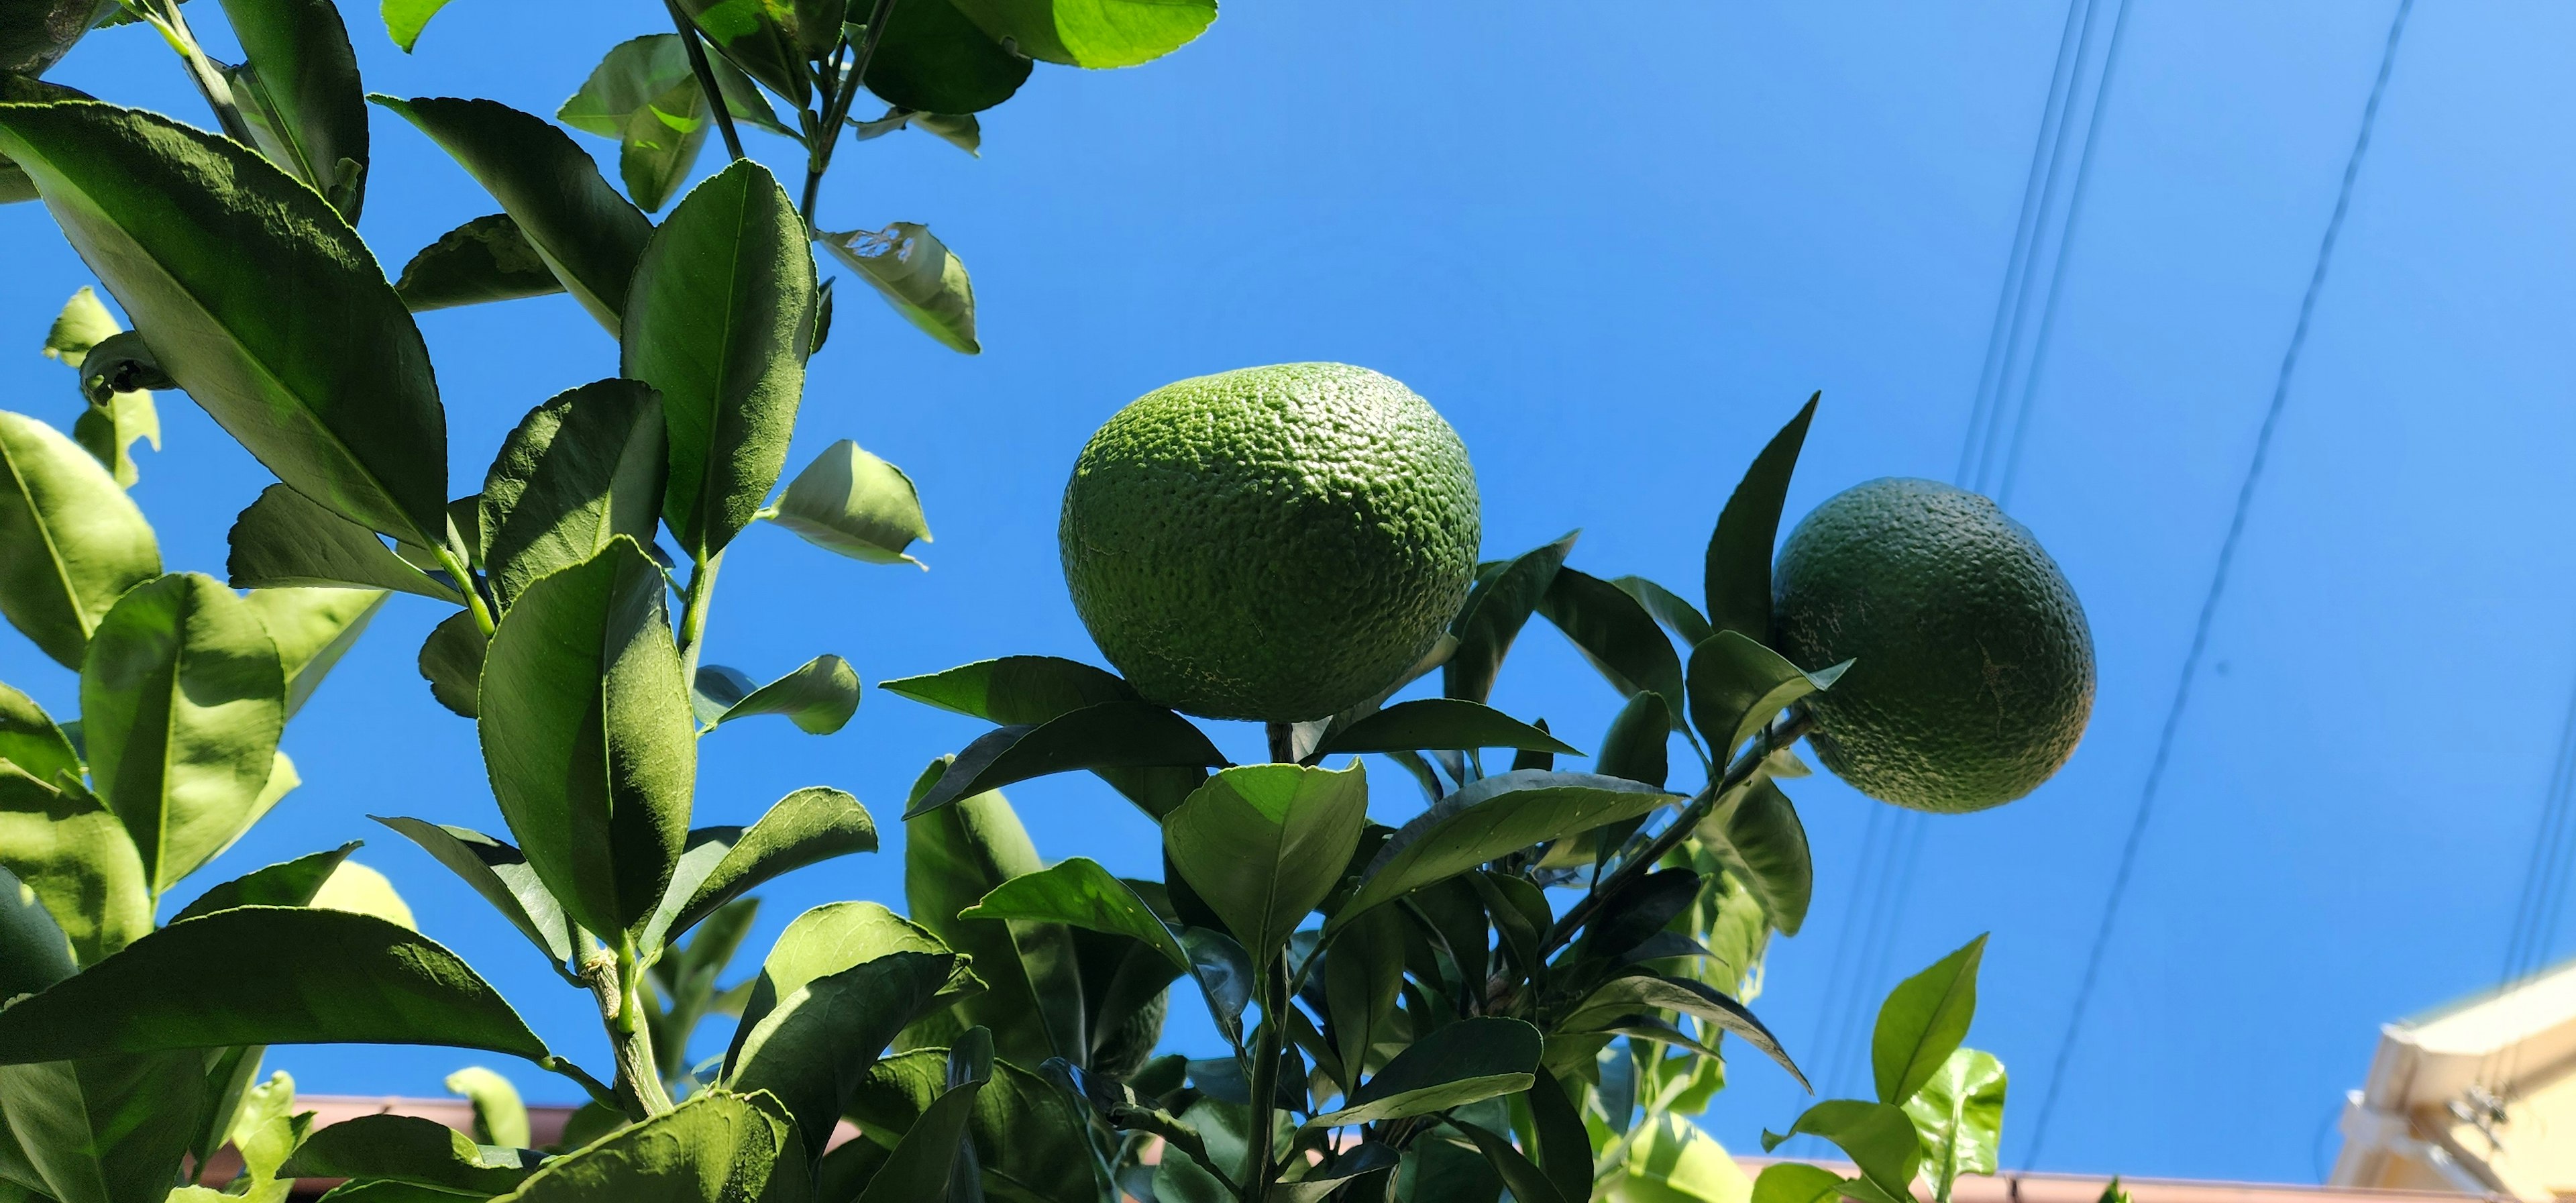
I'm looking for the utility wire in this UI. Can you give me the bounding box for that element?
[2020,0,2417,1165]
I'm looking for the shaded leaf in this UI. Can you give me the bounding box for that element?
[0,680,78,784]
[729,950,956,1159]
[0,865,71,1000]
[227,484,460,603]
[1705,395,1816,643]
[767,439,932,566]
[847,107,980,155]
[281,1113,542,1194]
[1701,777,1811,936]
[1165,762,1368,962]
[219,0,371,219]
[1441,1116,1565,1203]
[0,1051,205,1203]
[1317,698,1577,758]
[853,1039,987,1203]
[0,767,148,965]
[1613,574,1714,650]
[694,654,859,733]
[945,0,1215,68]
[168,840,355,922]
[243,586,386,719]
[479,379,667,607]
[904,701,1225,818]
[1311,1017,1540,1127]
[1872,934,1986,1107]
[1761,1100,1921,1203]
[1539,565,1685,719]
[882,656,1203,817]
[1685,629,1842,758]
[903,784,1082,1067]
[1445,533,1576,704]
[393,213,568,311]
[417,610,486,719]
[373,816,575,967]
[648,786,877,947]
[1330,771,1674,933]
[1565,972,1805,1089]
[860,0,1030,115]
[672,0,807,106]
[818,223,978,355]
[0,409,161,669]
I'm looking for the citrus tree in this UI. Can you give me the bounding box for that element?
[0,0,2099,1200]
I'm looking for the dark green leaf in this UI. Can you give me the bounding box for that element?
[480,379,668,607]
[695,654,859,733]
[1565,972,1805,1089]
[673,0,808,107]
[648,786,877,947]
[372,95,653,332]
[0,907,548,1061]
[1685,629,1842,758]
[226,484,460,603]
[0,409,160,669]
[1613,575,1715,649]
[416,610,486,719]
[625,160,816,560]
[1165,762,1368,963]
[0,865,72,998]
[1330,772,1674,933]
[944,0,1214,68]
[818,223,978,355]
[481,1090,796,1202]
[1440,1116,1564,1203]
[1705,395,1816,643]
[766,439,932,566]
[1752,1161,1849,1203]
[904,701,1226,818]
[1538,566,1685,719]
[374,817,575,967]
[1762,1099,1920,1203]
[880,656,1133,723]
[903,786,1083,1067]
[1316,698,1579,757]
[0,681,77,784]
[853,1043,986,1203]
[1311,1017,1539,1127]
[729,950,956,1159]
[841,1048,1105,1203]
[392,214,568,311]
[1904,1047,2006,1194]
[1526,1070,1590,1203]
[280,1113,542,1194]
[1872,933,1986,1106]
[0,102,449,545]
[861,0,1030,115]
[1701,777,1811,935]
[80,573,286,894]
[1445,533,1576,704]
[1277,1142,1397,1203]
[478,537,694,939]
[218,0,370,219]
[243,586,388,719]
[1323,902,1403,1090]
[0,767,148,965]
[169,840,355,922]
[0,1051,205,1203]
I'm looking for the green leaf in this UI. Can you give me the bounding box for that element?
[1701,778,1811,936]
[169,840,355,922]
[380,0,453,51]
[559,35,708,211]
[1311,1016,1539,1127]
[41,287,118,366]
[1444,533,1576,704]
[860,0,1030,115]
[853,1039,988,1203]
[392,214,568,312]
[959,855,1188,972]
[1164,762,1367,963]
[1614,575,1715,650]
[766,439,933,566]
[280,1113,542,1194]
[0,1051,205,1203]
[226,484,460,603]
[1609,1113,1756,1203]
[945,0,1215,68]
[741,901,981,1031]
[847,107,981,155]
[445,1067,531,1149]
[0,866,72,999]
[1525,1070,1590,1203]
[1872,933,1986,1106]
[625,160,816,560]
[1538,566,1686,721]
[1328,771,1674,934]
[729,950,955,1159]
[242,586,386,719]
[0,102,450,545]
[1562,973,1804,1089]
[309,857,416,929]
[79,573,286,894]
[647,786,877,947]
[1440,1116,1564,1203]
[693,654,860,733]
[372,95,653,332]
[0,409,160,670]
[217,0,371,219]
[818,223,979,355]
[0,906,549,1062]
[373,817,575,967]
[477,537,694,939]
[902,787,1082,1067]
[479,379,667,607]
[1314,698,1578,757]
[1685,629,1841,758]
[0,768,148,965]
[1322,902,1403,1093]
[672,0,808,107]
[904,701,1226,818]
[72,386,159,490]
[480,1090,796,1202]
[1705,395,1816,643]
[1751,1161,1849,1203]
[881,656,1134,723]
[1904,1047,2006,1195]
[0,681,78,784]
[219,1065,305,1188]
[1761,1100,1921,1203]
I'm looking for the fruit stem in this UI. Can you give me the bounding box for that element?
[1540,707,1815,957]
[1266,721,1294,764]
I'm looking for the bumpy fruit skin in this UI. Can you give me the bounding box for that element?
[1772,477,2093,813]
[1060,362,1481,723]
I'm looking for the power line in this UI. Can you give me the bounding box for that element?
[2020,0,2418,1165]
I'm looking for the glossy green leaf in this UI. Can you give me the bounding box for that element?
[1445,533,1576,705]
[1705,395,1816,643]
[1330,771,1673,933]
[1165,762,1366,963]
[373,95,653,332]
[445,1067,530,1149]
[1686,629,1842,758]
[1750,1161,1848,1203]
[860,0,1030,115]
[0,103,450,545]
[393,214,568,311]
[0,768,147,965]
[625,160,816,559]
[483,1090,796,1202]
[227,484,460,603]
[1701,777,1811,935]
[945,0,1214,68]
[961,855,1188,972]
[0,1051,205,1203]
[729,950,955,1158]
[80,573,285,894]
[374,817,575,967]
[280,1113,542,1194]
[0,409,160,669]
[219,0,370,219]
[904,786,1082,1067]
[818,223,979,354]
[1311,1017,1539,1127]
[905,701,1225,818]
[1562,972,1804,1088]
[1539,565,1686,720]
[0,681,78,784]
[479,380,667,607]
[1872,934,1986,1106]
[380,0,453,51]
[243,586,386,719]
[647,786,877,947]
[694,655,859,733]
[1762,1100,1921,1203]
[767,439,933,566]
[0,865,72,998]
[0,906,548,1062]
[1905,1047,2006,1194]
[478,537,694,939]
[415,610,486,719]
[169,840,354,922]
[1315,698,1578,757]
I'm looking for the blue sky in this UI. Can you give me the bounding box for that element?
[5,0,2573,1184]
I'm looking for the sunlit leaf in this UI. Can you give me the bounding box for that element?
[767,439,932,566]
[818,223,979,354]
[0,409,161,669]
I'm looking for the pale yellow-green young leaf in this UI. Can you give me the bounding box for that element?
[766,440,932,567]
[310,859,416,930]
[444,1065,530,1148]
[72,388,158,489]
[382,0,457,51]
[227,1070,308,1185]
[818,223,979,354]
[41,287,118,367]
[1605,1112,1753,1203]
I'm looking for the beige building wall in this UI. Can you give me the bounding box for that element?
[2331,957,2576,1201]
